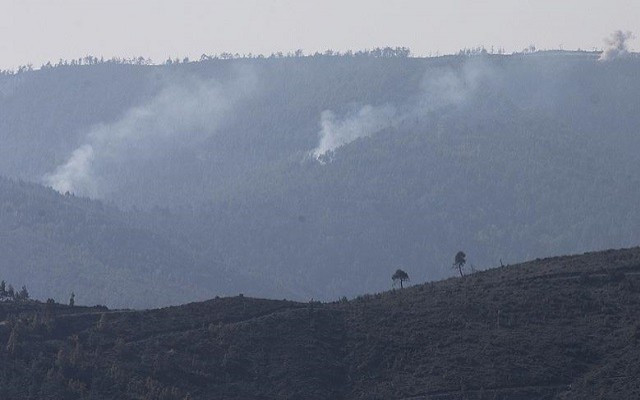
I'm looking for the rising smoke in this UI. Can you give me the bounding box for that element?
[600,30,635,61]
[311,105,397,160]
[44,68,257,198]
[310,58,491,160]
[416,61,489,110]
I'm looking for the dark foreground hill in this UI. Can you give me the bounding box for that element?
[1,246,639,399]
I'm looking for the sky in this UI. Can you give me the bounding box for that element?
[1,0,639,69]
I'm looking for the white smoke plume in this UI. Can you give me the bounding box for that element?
[312,105,397,159]
[311,58,490,160]
[48,144,96,195]
[44,68,256,197]
[600,30,635,61]
[417,59,490,110]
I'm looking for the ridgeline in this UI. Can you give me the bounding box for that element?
[1,246,639,399]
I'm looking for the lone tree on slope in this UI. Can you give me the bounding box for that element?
[392,269,410,289]
[453,251,466,277]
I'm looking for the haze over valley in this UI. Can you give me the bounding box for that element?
[3,1,640,398]
[1,41,640,307]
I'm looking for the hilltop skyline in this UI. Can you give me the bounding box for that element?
[1,0,639,69]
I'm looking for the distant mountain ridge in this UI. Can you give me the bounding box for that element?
[1,53,640,306]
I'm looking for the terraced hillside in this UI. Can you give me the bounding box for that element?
[1,246,639,399]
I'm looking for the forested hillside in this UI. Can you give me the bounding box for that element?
[1,247,639,399]
[1,52,640,306]
[0,177,274,308]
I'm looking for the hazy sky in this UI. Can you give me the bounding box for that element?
[1,0,639,69]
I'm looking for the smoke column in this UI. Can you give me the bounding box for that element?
[312,105,397,160]
[600,30,635,61]
[44,68,256,197]
[311,58,491,160]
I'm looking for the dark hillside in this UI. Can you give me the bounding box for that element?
[0,177,273,308]
[1,247,639,399]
